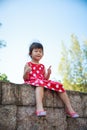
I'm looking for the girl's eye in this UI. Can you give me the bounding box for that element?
[39,51,42,53]
[34,49,42,53]
[34,50,38,52]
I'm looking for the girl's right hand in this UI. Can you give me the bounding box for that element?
[47,65,51,75]
[24,64,32,74]
[23,63,32,80]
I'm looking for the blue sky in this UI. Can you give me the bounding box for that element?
[0,0,87,83]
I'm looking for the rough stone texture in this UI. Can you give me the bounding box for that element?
[67,118,87,130]
[2,82,18,104]
[0,105,17,130]
[0,81,87,130]
[17,107,67,130]
[81,95,87,117]
[0,82,2,103]
[1,82,35,105]
[17,84,35,106]
[67,91,83,117]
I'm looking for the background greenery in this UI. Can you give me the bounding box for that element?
[58,34,87,92]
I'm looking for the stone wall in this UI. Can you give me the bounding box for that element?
[0,81,87,130]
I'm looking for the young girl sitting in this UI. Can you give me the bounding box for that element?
[23,42,79,118]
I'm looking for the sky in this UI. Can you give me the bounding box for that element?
[0,0,87,84]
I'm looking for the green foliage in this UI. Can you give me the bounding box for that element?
[0,22,2,26]
[0,22,6,48]
[58,34,87,92]
[0,73,9,82]
[0,40,6,48]
[0,22,8,82]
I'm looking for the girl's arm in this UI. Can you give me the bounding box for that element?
[23,63,31,80]
[44,66,51,80]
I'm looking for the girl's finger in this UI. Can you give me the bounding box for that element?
[49,66,51,69]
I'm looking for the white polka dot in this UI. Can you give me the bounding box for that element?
[36,70,39,73]
[40,80,44,84]
[56,84,59,88]
[45,86,48,88]
[47,83,51,86]
[30,71,32,74]
[59,89,62,92]
[32,83,35,85]
[52,88,55,90]
[35,80,38,83]
[33,67,36,70]
[39,67,41,70]
[33,73,36,77]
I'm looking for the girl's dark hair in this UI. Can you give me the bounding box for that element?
[29,42,44,56]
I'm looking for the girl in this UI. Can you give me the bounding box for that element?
[23,42,79,118]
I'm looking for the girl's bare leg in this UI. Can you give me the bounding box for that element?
[35,86,44,111]
[58,92,75,113]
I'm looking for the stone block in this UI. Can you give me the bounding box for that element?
[0,105,17,130]
[67,118,87,130]
[53,92,64,107]
[17,107,67,130]
[67,91,83,116]
[2,82,36,106]
[81,95,87,117]
[43,89,54,107]
[2,82,18,104]
[0,82,2,104]
[17,84,35,106]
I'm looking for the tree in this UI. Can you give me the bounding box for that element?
[58,41,71,90]
[0,22,8,82]
[58,34,87,92]
[0,23,6,48]
[81,40,87,88]
[0,40,6,48]
[69,35,83,83]
[0,73,9,82]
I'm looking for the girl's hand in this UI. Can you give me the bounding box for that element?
[44,65,51,80]
[23,63,32,80]
[47,65,51,75]
[24,64,32,73]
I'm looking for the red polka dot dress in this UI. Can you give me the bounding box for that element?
[24,62,65,92]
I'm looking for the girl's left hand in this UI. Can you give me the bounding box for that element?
[47,65,51,75]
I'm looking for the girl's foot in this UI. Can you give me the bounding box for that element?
[36,110,46,117]
[66,111,79,118]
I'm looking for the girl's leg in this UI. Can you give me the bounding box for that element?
[58,92,75,113]
[35,86,44,111]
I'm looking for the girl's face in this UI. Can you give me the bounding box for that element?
[30,48,43,62]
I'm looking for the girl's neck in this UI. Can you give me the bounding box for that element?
[31,59,39,64]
